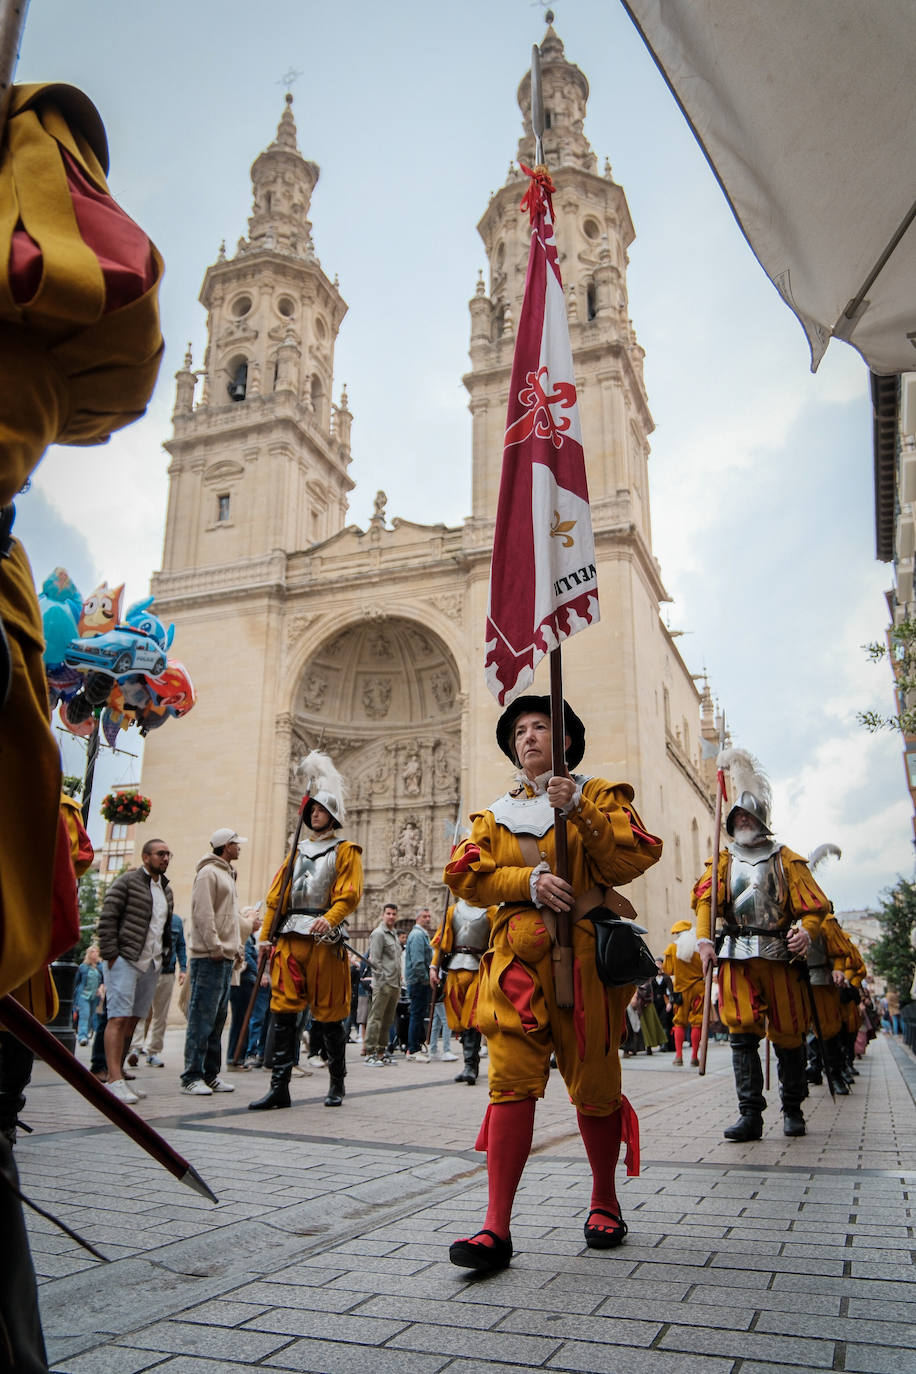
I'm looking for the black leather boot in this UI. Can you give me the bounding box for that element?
[249,1012,296,1110]
[805,1031,823,1085]
[824,1035,849,1095]
[454,1029,481,1085]
[723,1033,765,1140]
[322,1020,347,1106]
[775,1043,808,1136]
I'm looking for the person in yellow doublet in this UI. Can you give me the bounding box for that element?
[430,900,494,1084]
[249,754,362,1113]
[805,902,853,1094]
[444,695,661,1273]
[662,919,705,1066]
[695,748,828,1142]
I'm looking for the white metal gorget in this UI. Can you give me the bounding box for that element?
[491,773,590,838]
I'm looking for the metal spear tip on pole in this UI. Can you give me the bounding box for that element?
[531,42,544,167]
[181,1166,220,1204]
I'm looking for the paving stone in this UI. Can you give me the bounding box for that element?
[658,1323,836,1366]
[49,1346,165,1373]
[494,1307,661,1346]
[115,1320,292,1361]
[688,1284,842,1316]
[844,1344,916,1374]
[846,1296,916,1320]
[594,1295,756,1330]
[387,1321,564,1365]
[545,1342,735,1374]
[754,1310,916,1346]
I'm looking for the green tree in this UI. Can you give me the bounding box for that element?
[859,619,916,734]
[870,877,916,1007]
[77,871,106,959]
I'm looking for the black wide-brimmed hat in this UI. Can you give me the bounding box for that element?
[496,694,585,770]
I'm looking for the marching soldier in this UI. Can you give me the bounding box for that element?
[443,695,661,1273]
[250,754,362,1112]
[430,900,494,1084]
[694,748,828,1141]
[662,919,704,1067]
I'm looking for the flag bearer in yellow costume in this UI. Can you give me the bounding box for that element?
[430,899,494,1085]
[694,748,828,1141]
[444,695,661,1273]
[662,919,705,1067]
[250,753,362,1113]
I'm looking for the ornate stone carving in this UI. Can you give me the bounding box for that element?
[402,750,422,796]
[362,676,391,719]
[429,592,463,625]
[367,627,393,659]
[430,669,455,712]
[302,670,327,712]
[391,816,424,867]
[287,612,318,646]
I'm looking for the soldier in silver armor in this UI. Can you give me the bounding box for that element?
[430,899,492,1084]
[694,748,829,1141]
[250,754,363,1112]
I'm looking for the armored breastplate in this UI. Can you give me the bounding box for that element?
[491,774,590,838]
[721,842,791,961]
[449,901,490,972]
[281,839,339,937]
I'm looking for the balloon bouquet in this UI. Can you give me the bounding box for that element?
[39,568,195,747]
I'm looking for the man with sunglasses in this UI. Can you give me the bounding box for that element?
[97,838,174,1103]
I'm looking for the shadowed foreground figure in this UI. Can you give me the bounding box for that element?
[444,696,661,1273]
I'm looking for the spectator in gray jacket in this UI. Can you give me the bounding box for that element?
[97,838,174,1104]
[181,828,245,1096]
[405,908,433,1062]
[364,904,402,1066]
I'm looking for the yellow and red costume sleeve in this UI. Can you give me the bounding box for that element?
[264,840,363,935]
[430,905,455,969]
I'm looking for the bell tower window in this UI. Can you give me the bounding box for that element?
[217,493,231,523]
[586,283,598,321]
[227,359,248,402]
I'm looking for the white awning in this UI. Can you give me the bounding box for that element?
[621,0,916,374]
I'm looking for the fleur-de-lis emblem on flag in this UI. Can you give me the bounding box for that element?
[550,511,576,547]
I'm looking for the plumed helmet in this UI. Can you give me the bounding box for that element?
[495,694,586,769]
[297,750,346,829]
[718,747,773,836]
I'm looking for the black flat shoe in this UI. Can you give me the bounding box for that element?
[584,1207,628,1249]
[449,1229,513,1272]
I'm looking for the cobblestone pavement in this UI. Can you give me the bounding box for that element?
[15,1030,916,1373]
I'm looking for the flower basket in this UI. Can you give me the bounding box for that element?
[100,791,151,826]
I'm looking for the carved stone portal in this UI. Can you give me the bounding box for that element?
[290,616,461,941]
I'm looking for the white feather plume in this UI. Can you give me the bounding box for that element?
[807,843,841,873]
[296,750,346,821]
[717,747,771,816]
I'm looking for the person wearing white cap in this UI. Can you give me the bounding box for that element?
[181,827,247,1096]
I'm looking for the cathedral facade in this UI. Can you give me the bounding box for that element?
[138,27,719,951]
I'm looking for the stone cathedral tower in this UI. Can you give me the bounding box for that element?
[141,28,718,949]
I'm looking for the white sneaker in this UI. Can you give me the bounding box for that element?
[146,1054,165,1067]
[207,1077,235,1093]
[440,1051,458,1062]
[365,1055,386,1067]
[306,1055,325,1068]
[130,1084,147,1099]
[405,1051,429,1063]
[182,1079,213,1096]
[106,1079,139,1104]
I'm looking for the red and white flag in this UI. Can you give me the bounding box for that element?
[485,166,599,706]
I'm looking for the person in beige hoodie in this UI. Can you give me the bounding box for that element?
[180,828,246,1095]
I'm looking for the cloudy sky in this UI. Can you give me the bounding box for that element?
[15,0,911,908]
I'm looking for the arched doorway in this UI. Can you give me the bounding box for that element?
[289,616,461,943]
